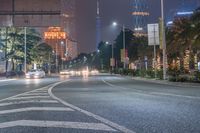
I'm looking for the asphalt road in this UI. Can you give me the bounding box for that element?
[0,74,200,133]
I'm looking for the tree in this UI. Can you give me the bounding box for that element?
[167,7,200,71]
[32,43,52,65]
[0,27,42,71]
[113,29,133,67]
[98,41,111,70]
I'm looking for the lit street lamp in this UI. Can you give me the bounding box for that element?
[112,22,126,69]
[105,41,114,71]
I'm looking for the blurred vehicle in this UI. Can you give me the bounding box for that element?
[70,70,76,76]
[75,71,81,76]
[90,69,99,75]
[25,69,45,79]
[60,70,70,75]
[82,69,89,76]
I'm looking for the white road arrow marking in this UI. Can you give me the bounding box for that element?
[0,120,117,131]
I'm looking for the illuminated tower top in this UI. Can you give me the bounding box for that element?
[132,0,149,37]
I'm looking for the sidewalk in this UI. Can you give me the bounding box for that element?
[131,77,200,88]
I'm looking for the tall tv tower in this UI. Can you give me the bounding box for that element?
[96,0,101,50]
[132,0,149,36]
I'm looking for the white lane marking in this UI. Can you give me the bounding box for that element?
[0,100,58,107]
[0,107,74,115]
[103,79,200,100]
[0,83,55,103]
[0,79,16,82]
[102,79,154,96]
[0,120,116,131]
[9,96,50,100]
[48,81,136,133]
[21,93,49,96]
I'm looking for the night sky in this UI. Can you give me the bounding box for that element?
[75,0,200,53]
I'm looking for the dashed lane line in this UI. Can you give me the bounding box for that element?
[48,81,136,133]
[0,120,117,131]
[0,107,74,115]
[102,79,200,100]
[0,100,58,107]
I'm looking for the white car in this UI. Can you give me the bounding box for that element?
[25,69,45,79]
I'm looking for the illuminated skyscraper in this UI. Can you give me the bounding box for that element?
[61,0,76,40]
[132,0,149,36]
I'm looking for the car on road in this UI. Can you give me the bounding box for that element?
[25,69,45,79]
[59,70,71,75]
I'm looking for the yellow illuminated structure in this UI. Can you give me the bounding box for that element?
[44,27,68,61]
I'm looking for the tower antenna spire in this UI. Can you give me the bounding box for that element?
[97,0,100,16]
[96,0,101,50]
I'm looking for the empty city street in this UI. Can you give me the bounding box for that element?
[0,75,199,133]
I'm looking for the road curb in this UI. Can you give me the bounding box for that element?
[116,75,200,88]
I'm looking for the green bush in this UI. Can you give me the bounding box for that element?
[157,70,163,80]
[177,75,188,82]
[169,76,177,82]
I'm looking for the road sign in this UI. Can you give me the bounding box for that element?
[147,23,159,46]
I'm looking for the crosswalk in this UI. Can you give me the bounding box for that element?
[0,84,119,132]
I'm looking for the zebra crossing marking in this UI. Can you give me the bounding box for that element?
[0,120,117,131]
[0,107,74,115]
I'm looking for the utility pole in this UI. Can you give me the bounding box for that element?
[111,43,114,71]
[123,25,126,69]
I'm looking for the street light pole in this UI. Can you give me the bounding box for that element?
[56,42,58,73]
[24,27,27,73]
[161,0,167,80]
[112,22,126,69]
[111,43,114,71]
[123,25,126,69]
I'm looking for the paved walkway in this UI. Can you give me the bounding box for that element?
[131,76,200,88]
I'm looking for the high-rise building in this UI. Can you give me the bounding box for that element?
[166,0,199,27]
[61,0,76,41]
[67,39,78,60]
[132,0,149,36]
